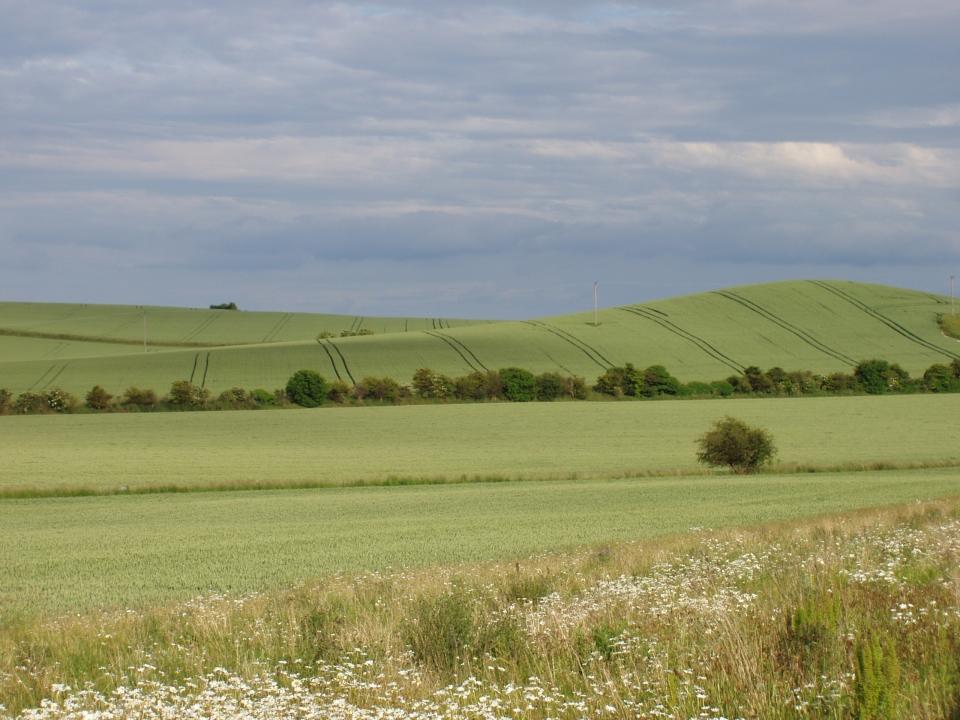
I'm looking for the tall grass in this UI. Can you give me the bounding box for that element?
[3,499,960,718]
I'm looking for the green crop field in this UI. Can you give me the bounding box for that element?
[3,467,959,619]
[1,394,959,496]
[1,280,956,396]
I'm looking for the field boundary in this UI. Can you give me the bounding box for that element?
[4,458,958,500]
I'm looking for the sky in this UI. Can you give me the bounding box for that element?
[1,1,958,318]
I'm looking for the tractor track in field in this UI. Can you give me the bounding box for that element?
[199,353,211,389]
[618,306,745,374]
[28,363,59,391]
[809,281,960,362]
[182,313,222,342]
[43,362,69,389]
[713,290,857,366]
[261,313,293,343]
[319,342,343,381]
[188,353,200,384]
[437,331,487,371]
[523,321,613,371]
[323,339,355,384]
[424,330,483,372]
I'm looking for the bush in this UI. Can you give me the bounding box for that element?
[250,388,276,407]
[563,375,588,400]
[354,376,400,402]
[0,388,12,414]
[217,387,253,409]
[123,387,158,408]
[594,364,642,397]
[855,359,911,394]
[85,385,113,410]
[697,416,776,474]
[13,392,49,414]
[45,388,77,413]
[682,381,713,397]
[286,370,328,408]
[534,372,566,401]
[641,365,680,397]
[412,368,453,399]
[499,367,536,402]
[326,380,352,404]
[453,370,503,401]
[710,380,735,397]
[209,302,238,310]
[922,364,959,393]
[167,380,210,409]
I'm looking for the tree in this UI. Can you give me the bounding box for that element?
[499,367,536,401]
[167,380,210,408]
[209,302,238,310]
[285,369,328,408]
[123,386,158,408]
[697,416,776,474]
[641,365,680,397]
[534,372,565,401]
[85,385,113,410]
[923,364,959,393]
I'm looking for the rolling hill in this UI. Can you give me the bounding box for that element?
[0,280,956,396]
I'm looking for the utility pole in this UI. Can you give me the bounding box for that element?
[593,281,599,326]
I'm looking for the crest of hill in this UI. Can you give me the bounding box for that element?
[0,280,955,396]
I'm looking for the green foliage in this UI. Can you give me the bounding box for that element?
[823,371,859,393]
[453,370,503,401]
[13,392,49,414]
[326,380,352,404]
[85,385,113,410]
[208,302,238,310]
[593,364,643,397]
[0,388,11,414]
[641,364,680,397]
[339,328,374,337]
[854,635,901,719]
[168,380,210,409]
[216,387,253,409]
[710,380,734,397]
[403,588,476,673]
[123,387,158,408]
[413,368,454,399]
[354,376,401,402]
[855,359,911,394]
[923,364,960,393]
[285,370,328,408]
[534,372,566,401]
[697,416,776,474]
[499,367,536,402]
[250,388,276,406]
[44,388,77,413]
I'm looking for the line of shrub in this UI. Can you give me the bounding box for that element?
[1,358,958,416]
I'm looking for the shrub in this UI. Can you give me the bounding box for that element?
[697,416,776,474]
[822,371,858,393]
[710,379,735,397]
[167,380,210,409]
[209,302,238,310]
[0,388,12,414]
[499,367,536,402]
[534,372,566,401]
[355,376,400,402]
[250,388,276,406]
[217,387,253,409]
[123,387,158,408]
[326,380,352,404]
[855,359,906,394]
[641,365,680,397]
[453,370,503,401]
[563,375,588,400]
[922,364,959,393]
[412,368,453,399]
[682,381,713,397]
[14,392,49,414]
[594,364,642,397]
[316,331,335,340]
[285,370,328,408]
[85,385,113,410]
[45,388,77,413]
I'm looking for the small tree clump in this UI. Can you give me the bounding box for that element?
[0,388,12,415]
[285,370,328,408]
[354,376,401,402]
[13,392,49,414]
[123,387,158,409]
[209,302,238,310]
[167,380,210,409]
[217,387,253,409]
[45,388,77,413]
[413,368,453,399]
[326,380,352,404]
[697,416,776,474]
[499,367,536,402]
[250,388,276,407]
[85,385,113,410]
[534,372,566,401]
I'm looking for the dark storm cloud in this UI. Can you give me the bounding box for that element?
[0,1,958,315]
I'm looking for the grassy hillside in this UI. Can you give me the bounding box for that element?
[0,280,955,395]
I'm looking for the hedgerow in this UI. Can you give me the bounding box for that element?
[3,358,960,416]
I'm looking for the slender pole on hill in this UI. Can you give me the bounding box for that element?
[142,307,147,353]
[593,281,599,326]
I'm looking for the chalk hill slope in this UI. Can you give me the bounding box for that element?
[0,280,955,395]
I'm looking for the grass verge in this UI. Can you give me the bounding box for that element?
[3,498,960,718]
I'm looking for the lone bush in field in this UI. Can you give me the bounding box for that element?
[697,416,776,474]
[85,385,113,410]
[286,369,328,408]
